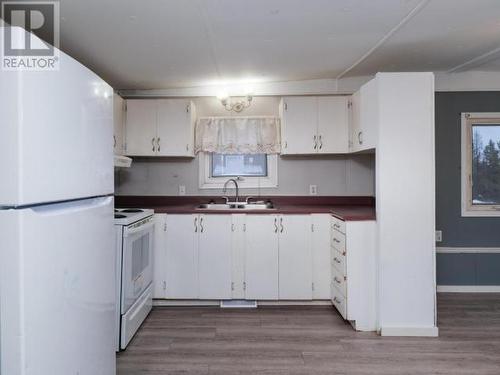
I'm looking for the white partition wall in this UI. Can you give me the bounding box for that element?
[375,73,438,336]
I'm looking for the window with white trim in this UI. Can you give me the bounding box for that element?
[461,113,500,216]
[199,152,278,189]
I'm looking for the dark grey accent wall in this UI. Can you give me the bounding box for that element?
[435,92,500,246]
[435,92,500,285]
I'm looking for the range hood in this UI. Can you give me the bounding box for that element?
[114,155,132,168]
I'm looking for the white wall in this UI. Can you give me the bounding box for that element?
[116,96,375,197]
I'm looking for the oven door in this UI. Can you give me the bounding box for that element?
[121,216,154,314]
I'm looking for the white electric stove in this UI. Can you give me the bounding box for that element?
[114,208,155,351]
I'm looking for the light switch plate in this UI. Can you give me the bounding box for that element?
[309,185,318,195]
[178,185,186,196]
[435,230,442,242]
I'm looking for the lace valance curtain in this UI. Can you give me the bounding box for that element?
[195,116,281,154]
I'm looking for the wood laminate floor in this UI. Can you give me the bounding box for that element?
[117,293,500,374]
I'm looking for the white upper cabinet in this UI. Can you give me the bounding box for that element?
[113,94,125,155]
[280,96,317,154]
[317,97,349,154]
[124,99,157,156]
[156,99,195,157]
[125,99,195,157]
[281,96,349,155]
[350,79,377,152]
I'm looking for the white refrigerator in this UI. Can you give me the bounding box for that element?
[0,27,116,375]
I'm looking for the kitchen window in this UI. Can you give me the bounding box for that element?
[199,152,278,189]
[461,113,500,216]
[211,153,268,177]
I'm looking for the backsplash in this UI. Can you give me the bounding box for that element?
[114,153,375,196]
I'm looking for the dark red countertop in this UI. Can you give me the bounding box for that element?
[115,196,376,221]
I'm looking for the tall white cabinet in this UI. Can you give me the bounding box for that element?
[124,98,195,157]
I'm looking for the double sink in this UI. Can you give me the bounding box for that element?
[196,201,274,211]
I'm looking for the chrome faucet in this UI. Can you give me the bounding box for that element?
[222,178,239,203]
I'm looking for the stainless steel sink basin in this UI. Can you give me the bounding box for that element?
[196,202,274,210]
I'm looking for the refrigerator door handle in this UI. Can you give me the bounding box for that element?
[30,196,113,215]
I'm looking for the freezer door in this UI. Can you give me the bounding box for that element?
[0,27,113,206]
[0,196,116,375]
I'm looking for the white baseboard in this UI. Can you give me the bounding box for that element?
[437,285,500,293]
[380,326,439,337]
[436,247,500,254]
[153,299,333,307]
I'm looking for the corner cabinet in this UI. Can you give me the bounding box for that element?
[349,79,377,152]
[124,98,195,157]
[280,96,349,155]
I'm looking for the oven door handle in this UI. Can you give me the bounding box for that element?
[123,221,155,237]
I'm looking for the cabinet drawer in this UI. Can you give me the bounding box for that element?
[331,283,347,319]
[331,266,347,297]
[331,250,346,274]
[331,217,345,234]
[331,229,346,253]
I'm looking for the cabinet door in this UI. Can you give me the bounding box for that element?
[281,97,317,154]
[359,79,377,151]
[278,215,313,300]
[349,91,361,152]
[125,99,157,156]
[113,94,125,155]
[311,214,331,299]
[231,214,246,299]
[317,97,349,154]
[153,214,167,299]
[244,215,279,300]
[198,215,232,299]
[165,215,199,298]
[157,99,194,157]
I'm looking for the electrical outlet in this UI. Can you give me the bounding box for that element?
[309,185,318,195]
[178,185,186,196]
[435,230,442,242]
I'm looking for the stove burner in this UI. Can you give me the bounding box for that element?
[120,209,144,213]
[115,214,127,219]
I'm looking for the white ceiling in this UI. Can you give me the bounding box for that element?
[57,0,500,90]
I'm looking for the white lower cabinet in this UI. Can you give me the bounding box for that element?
[311,214,332,299]
[198,215,233,299]
[244,215,279,300]
[278,215,313,300]
[153,213,347,303]
[330,216,377,331]
[165,214,199,299]
[153,213,167,299]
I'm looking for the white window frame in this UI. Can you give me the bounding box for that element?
[198,152,278,189]
[461,112,500,217]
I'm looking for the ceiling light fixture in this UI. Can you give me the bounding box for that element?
[218,94,253,113]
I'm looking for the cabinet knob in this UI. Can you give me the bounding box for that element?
[151,137,156,152]
[313,135,317,150]
[318,135,323,150]
[358,131,363,145]
[157,137,161,152]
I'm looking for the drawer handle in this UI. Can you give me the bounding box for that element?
[333,257,341,264]
[334,277,342,284]
[333,223,340,229]
[333,238,340,243]
[333,297,341,304]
